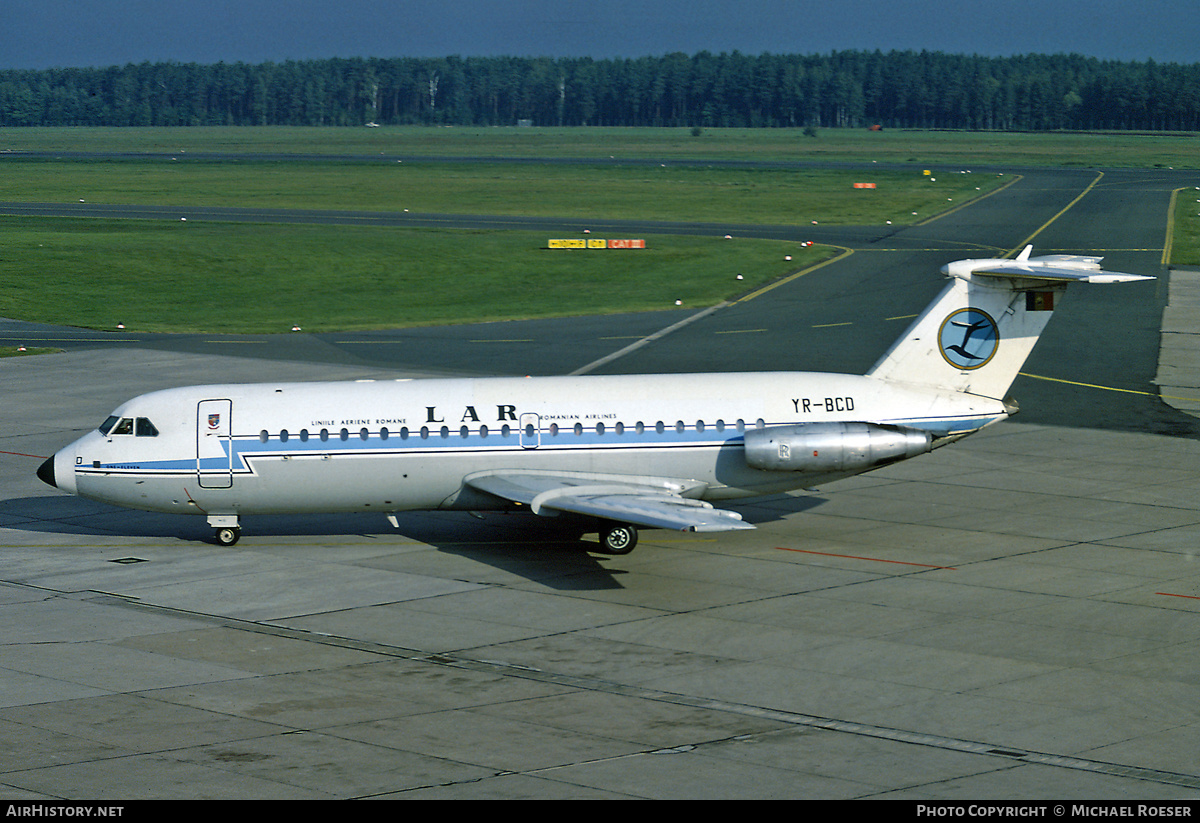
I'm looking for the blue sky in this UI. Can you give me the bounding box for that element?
[4,0,1198,69]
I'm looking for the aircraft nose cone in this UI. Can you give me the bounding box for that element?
[37,455,57,488]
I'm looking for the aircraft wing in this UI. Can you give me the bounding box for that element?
[465,471,756,533]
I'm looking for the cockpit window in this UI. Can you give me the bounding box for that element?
[102,417,158,436]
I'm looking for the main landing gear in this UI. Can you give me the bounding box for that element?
[208,515,241,546]
[201,512,636,553]
[598,523,638,555]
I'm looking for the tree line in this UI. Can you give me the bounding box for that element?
[3,50,1199,132]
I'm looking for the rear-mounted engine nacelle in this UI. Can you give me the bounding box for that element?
[743,422,932,473]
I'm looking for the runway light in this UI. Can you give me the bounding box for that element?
[291,325,302,331]
[737,274,744,280]
[675,300,682,305]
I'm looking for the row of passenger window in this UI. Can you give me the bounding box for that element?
[258,418,766,444]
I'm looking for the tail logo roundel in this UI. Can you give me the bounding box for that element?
[938,308,999,370]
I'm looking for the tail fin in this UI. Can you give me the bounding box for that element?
[866,247,1153,401]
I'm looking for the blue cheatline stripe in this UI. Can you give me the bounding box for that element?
[83,413,1003,475]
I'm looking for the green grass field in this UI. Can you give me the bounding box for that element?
[3,125,1199,168]
[0,126,1193,333]
[0,218,829,332]
[1172,187,1200,266]
[0,346,60,357]
[0,159,1005,225]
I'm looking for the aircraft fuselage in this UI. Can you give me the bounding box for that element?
[43,371,1002,521]
[37,249,1151,550]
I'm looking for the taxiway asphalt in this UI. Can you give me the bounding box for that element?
[2,164,1200,799]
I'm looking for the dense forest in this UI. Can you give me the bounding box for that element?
[2,50,1199,131]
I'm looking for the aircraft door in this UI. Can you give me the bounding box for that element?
[519,412,541,449]
[197,399,233,488]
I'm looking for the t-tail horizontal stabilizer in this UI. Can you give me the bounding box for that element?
[867,247,1154,401]
[943,245,1155,284]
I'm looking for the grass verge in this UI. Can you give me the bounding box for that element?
[0,217,830,333]
[1172,187,1200,266]
[0,160,1006,225]
[0,346,61,357]
[3,125,1198,168]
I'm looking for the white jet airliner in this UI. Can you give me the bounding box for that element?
[37,248,1152,553]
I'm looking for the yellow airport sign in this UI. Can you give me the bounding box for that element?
[548,239,646,249]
